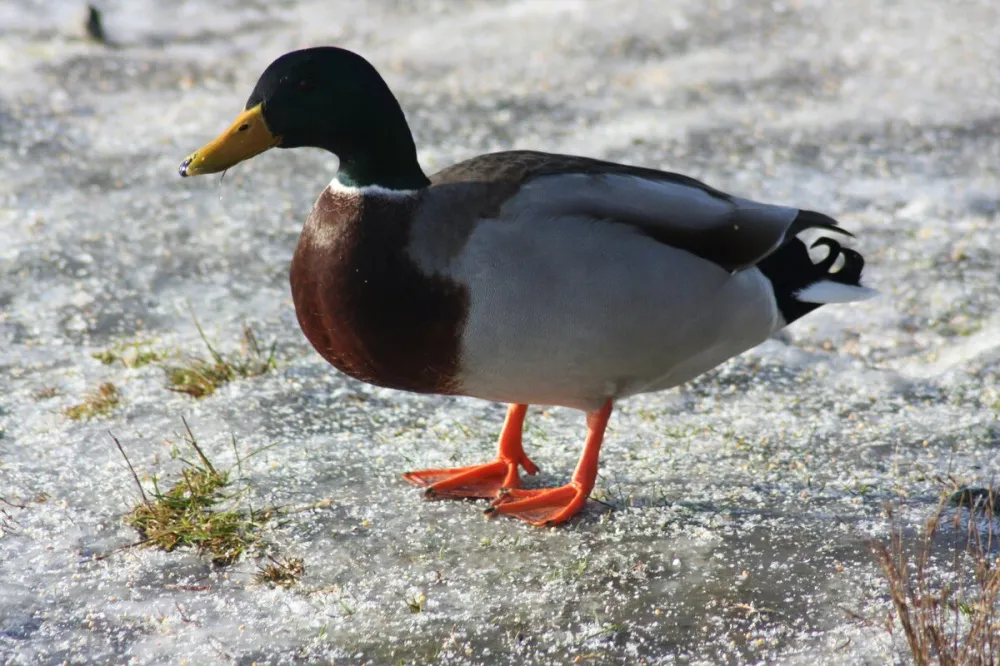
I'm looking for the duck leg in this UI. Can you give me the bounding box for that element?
[486,399,612,526]
[402,404,538,499]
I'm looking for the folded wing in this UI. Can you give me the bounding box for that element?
[431,150,849,272]
[500,172,849,271]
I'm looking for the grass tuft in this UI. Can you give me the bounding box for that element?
[65,382,121,420]
[116,419,271,565]
[255,555,305,588]
[33,386,61,401]
[164,319,276,399]
[406,592,426,613]
[874,492,1000,665]
[93,341,166,369]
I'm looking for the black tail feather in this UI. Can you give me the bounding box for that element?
[758,219,868,324]
[834,247,864,284]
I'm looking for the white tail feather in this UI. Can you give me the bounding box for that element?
[795,280,878,304]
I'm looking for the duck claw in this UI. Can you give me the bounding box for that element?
[485,483,589,526]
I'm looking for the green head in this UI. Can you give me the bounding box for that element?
[179,47,429,190]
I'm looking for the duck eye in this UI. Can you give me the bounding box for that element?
[298,79,315,93]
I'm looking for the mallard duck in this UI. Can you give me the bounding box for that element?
[179,47,875,526]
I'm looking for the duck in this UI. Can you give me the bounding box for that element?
[179,47,876,526]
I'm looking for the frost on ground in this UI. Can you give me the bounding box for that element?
[1,0,999,664]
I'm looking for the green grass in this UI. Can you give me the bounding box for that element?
[93,341,167,369]
[65,382,122,420]
[114,420,272,566]
[164,320,276,399]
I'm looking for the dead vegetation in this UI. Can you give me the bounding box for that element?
[255,555,306,588]
[874,489,1000,665]
[33,386,61,401]
[1,497,25,536]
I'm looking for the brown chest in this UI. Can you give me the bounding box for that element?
[289,189,468,395]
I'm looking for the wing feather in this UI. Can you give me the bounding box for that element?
[428,150,850,271]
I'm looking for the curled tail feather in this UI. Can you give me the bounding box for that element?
[758,211,876,324]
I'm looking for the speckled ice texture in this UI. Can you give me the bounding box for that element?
[1,0,999,664]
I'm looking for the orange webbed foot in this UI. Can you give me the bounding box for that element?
[403,404,536,500]
[485,482,590,526]
[484,399,613,527]
[402,455,538,499]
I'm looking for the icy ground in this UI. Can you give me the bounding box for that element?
[1,0,999,663]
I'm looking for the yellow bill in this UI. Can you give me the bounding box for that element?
[179,104,280,177]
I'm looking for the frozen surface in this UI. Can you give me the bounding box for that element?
[2,0,999,663]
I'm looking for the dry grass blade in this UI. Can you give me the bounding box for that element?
[255,555,305,588]
[1,497,25,536]
[33,386,61,401]
[874,491,1000,666]
[110,431,148,505]
[181,416,219,477]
